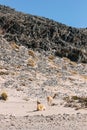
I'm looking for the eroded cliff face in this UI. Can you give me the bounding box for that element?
[0,5,87,63]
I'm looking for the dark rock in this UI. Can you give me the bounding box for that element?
[0,4,87,63]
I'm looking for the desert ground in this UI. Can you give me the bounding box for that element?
[0,37,87,130]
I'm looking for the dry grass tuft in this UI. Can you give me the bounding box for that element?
[81,75,87,80]
[48,55,55,60]
[10,42,20,51]
[27,59,36,67]
[63,95,87,110]
[71,96,80,100]
[28,50,36,57]
[0,71,9,75]
[63,57,70,62]
[70,70,78,75]
[1,92,8,101]
[69,61,77,67]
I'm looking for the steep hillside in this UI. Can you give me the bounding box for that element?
[0,5,87,130]
[0,5,87,63]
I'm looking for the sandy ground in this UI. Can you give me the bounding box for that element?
[0,76,87,130]
[0,89,87,117]
[0,88,87,130]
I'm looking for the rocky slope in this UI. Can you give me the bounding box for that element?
[0,35,87,130]
[0,5,87,130]
[0,5,87,63]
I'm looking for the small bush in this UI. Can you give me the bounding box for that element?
[48,55,55,60]
[71,96,79,100]
[28,50,35,57]
[10,42,19,51]
[63,95,87,110]
[27,59,35,67]
[0,71,9,75]
[1,92,8,101]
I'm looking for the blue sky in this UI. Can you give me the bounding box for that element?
[0,0,87,28]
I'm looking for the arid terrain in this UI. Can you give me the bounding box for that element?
[0,5,87,130]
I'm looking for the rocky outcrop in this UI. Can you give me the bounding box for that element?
[0,5,87,63]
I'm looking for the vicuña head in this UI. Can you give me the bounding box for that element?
[37,100,46,111]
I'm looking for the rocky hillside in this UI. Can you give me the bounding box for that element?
[0,5,87,63]
[0,5,87,130]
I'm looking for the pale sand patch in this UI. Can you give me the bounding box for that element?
[0,94,87,117]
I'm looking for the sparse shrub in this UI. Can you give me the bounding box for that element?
[28,50,35,57]
[10,42,20,51]
[81,75,87,80]
[63,95,87,110]
[63,57,70,62]
[28,50,38,61]
[48,55,55,60]
[1,92,8,101]
[16,87,24,91]
[70,70,78,75]
[0,71,9,75]
[71,96,79,100]
[63,96,70,103]
[27,59,35,67]
[69,61,77,67]
[16,65,21,69]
